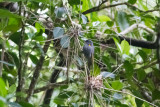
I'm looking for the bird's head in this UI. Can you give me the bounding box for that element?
[85,40,93,46]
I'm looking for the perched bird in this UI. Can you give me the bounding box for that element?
[83,40,94,75]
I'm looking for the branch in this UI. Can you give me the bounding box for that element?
[17,1,26,96]
[0,40,5,77]
[102,87,158,107]
[82,0,108,14]
[119,24,155,36]
[96,23,157,49]
[26,30,52,101]
[134,60,158,71]
[82,2,159,15]
[34,78,78,93]
[34,81,68,93]
[83,2,142,15]
[53,66,83,73]
[43,53,65,105]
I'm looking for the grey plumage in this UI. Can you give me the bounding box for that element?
[83,40,94,75]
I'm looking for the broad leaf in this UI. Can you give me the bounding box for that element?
[53,27,64,39]
[98,15,111,22]
[60,35,70,48]
[111,80,123,90]
[0,78,7,97]
[123,60,133,78]
[54,7,67,18]
[121,40,130,55]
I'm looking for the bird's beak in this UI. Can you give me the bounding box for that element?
[88,44,91,46]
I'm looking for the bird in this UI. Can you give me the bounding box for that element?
[83,40,94,75]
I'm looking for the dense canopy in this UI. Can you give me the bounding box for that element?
[0,0,160,107]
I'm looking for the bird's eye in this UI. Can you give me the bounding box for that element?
[88,44,91,46]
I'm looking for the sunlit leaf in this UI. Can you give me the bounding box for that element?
[93,63,100,76]
[0,78,7,97]
[8,84,16,94]
[113,38,122,53]
[98,15,111,22]
[121,40,130,55]
[111,80,123,90]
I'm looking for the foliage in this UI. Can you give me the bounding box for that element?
[0,0,159,107]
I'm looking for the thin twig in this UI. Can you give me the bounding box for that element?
[0,40,5,77]
[102,87,158,107]
[134,60,158,71]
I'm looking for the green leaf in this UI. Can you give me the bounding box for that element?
[128,0,137,4]
[0,96,7,107]
[8,51,19,69]
[98,15,111,22]
[0,78,7,97]
[123,60,133,78]
[4,18,21,32]
[81,0,90,11]
[29,54,38,64]
[0,9,21,18]
[60,35,70,48]
[102,56,112,72]
[68,0,82,5]
[93,63,100,76]
[33,35,44,42]
[6,0,26,2]
[148,78,155,91]
[113,38,122,53]
[35,22,45,33]
[53,27,64,39]
[19,101,34,107]
[9,32,20,45]
[152,90,160,101]
[8,84,16,94]
[121,40,130,55]
[138,49,148,62]
[54,91,75,105]
[107,21,114,27]
[111,80,123,90]
[136,69,146,81]
[116,11,129,31]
